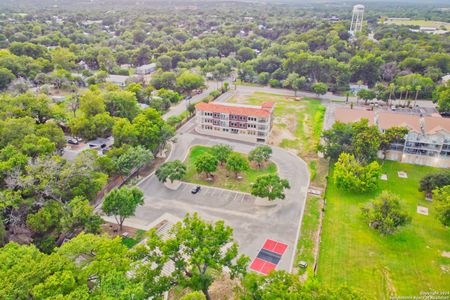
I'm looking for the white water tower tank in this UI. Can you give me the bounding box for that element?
[350,4,365,34]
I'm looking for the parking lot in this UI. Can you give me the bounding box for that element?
[130,132,310,272]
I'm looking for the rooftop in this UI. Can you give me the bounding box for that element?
[334,108,450,135]
[377,111,421,133]
[196,102,274,117]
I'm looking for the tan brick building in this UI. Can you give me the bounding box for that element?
[195,102,274,143]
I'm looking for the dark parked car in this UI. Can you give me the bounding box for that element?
[191,185,201,194]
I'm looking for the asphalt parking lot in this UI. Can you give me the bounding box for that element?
[133,131,310,272]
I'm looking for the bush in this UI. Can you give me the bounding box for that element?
[269,79,281,88]
[333,153,380,193]
[209,89,221,99]
[362,191,411,235]
[419,171,450,195]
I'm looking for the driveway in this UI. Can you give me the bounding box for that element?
[136,130,310,272]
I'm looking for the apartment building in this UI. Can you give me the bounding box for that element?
[195,102,274,143]
[334,107,450,168]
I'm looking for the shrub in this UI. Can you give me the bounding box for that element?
[362,191,411,235]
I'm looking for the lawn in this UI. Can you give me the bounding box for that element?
[121,229,146,248]
[228,92,325,158]
[383,19,450,30]
[318,161,450,299]
[295,195,321,276]
[184,145,277,193]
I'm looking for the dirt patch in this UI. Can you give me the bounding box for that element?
[209,273,239,299]
[268,126,296,146]
[442,251,450,258]
[101,222,141,238]
[303,114,311,136]
[382,267,397,296]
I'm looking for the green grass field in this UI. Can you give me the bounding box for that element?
[296,195,321,276]
[229,92,325,158]
[184,145,277,193]
[383,19,450,30]
[318,161,450,299]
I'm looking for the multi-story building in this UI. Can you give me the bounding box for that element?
[334,107,450,168]
[195,102,274,143]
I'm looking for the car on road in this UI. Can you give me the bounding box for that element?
[67,139,78,145]
[191,186,201,194]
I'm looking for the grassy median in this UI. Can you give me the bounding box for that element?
[184,145,277,193]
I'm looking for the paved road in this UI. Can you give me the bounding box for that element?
[234,85,436,108]
[136,131,310,272]
[162,81,216,120]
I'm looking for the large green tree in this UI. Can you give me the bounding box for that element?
[155,160,187,183]
[176,71,205,96]
[226,152,249,178]
[333,152,381,193]
[211,144,233,166]
[194,152,218,178]
[102,186,144,231]
[141,213,249,300]
[248,145,272,168]
[251,174,290,201]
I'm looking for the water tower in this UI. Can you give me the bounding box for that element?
[350,4,365,34]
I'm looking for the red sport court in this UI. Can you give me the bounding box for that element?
[249,239,288,275]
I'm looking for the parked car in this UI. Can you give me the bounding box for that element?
[67,139,78,145]
[191,185,201,194]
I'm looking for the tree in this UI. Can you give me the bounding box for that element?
[194,153,218,178]
[251,174,290,201]
[333,153,381,193]
[226,153,249,178]
[115,146,154,176]
[432,186,450,227]
[211,144,232,166]
[248,145,272,168]
[143,213,249,300]
[104,90,139,120]
[433,83,450,113]
[51,47,76,70]
[282,73,305,96]
[419,171,450,197]
[155,160,187,183]
[157,55,172,71]
[79,90,105,117]
[361,191,411,235]
[151,71,176,90]
[311,82,328,97]
[176,71,205,96]
[319,121,354,161]
[0,67,15,90]
[351,119,381,164]
[380,126,408,159]
[0,234,148,299]
[240,270,364,299]
[237,47,256,62]
[158,88,181,104]
[102,187,144,231]
[357,88,376,104]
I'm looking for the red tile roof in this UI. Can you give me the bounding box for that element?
[377,112,421,133]
[424,116,450,134]
[195,102,273,117]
